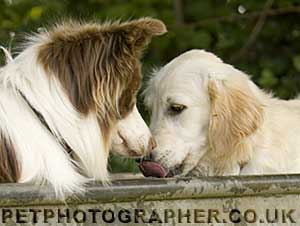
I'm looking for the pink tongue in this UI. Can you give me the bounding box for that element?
[138,161,167,178]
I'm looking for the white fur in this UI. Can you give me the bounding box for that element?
[145,49,300,176]
[0,41,152,198]
[112,105,153,157]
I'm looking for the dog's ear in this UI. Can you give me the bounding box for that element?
[37,18,166,114]
[115,17,167,56]
[208,77,264,167]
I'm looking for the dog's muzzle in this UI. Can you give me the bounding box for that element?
[136,153,183,178]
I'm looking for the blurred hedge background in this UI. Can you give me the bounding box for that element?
[1,0,300,172]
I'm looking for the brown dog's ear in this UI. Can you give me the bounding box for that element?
[116,17,167,56]
[208,77,264,170]
[37,18,166,114]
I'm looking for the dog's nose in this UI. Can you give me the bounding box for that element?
[136,152,154,163]
[147,137,157,152]
[135,138,156,163]
[148,152,155,161]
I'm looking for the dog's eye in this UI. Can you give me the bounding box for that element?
[168,104,186,115]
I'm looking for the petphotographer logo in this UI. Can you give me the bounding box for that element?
[0,208,297,225]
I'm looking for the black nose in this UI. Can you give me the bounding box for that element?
[135,158,142,163]
[146,153,154,161]
[135,153,154,163]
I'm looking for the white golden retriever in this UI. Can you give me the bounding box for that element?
[142,49,300,177]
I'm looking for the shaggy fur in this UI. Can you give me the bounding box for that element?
[0,18,166,198]
[145,49,300,177]
[0,131,20,182]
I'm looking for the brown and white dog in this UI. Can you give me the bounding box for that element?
[0,18,166,198]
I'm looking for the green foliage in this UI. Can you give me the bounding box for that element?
[1,0,300,172]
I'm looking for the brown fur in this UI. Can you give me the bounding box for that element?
[208,79,264,174]
[0,131,20,182]
[37,18,166,151]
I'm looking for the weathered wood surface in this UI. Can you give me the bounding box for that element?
[0,174,299,226]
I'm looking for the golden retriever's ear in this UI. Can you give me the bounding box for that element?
[208,78,264,166]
